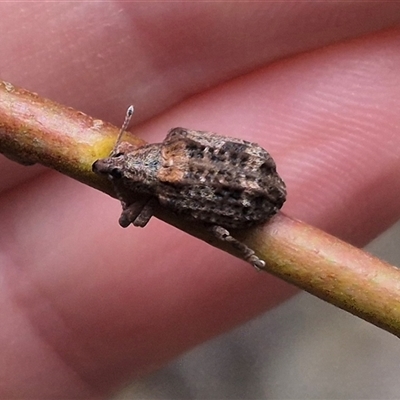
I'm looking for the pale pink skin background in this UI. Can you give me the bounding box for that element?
[1,2,400,398]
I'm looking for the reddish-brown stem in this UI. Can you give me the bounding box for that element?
[0,80,400,337]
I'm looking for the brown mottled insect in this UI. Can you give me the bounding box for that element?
[92,107,286,270]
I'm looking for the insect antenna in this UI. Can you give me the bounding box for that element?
[112,105,135,155]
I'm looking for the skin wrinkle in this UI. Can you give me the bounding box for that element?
[1,3,400,397]
[0,250,99,398]
[3,218,156,395]
[0,184,101,397]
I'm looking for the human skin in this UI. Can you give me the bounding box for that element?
[1,3,400,398]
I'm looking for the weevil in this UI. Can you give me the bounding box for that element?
[92,107,286,269]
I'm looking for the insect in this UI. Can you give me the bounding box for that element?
[92,107,286,270]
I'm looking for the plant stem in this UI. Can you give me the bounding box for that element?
[1,80,399,337]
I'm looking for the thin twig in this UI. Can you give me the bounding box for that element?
[0,80,399,337]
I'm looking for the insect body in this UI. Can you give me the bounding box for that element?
[92,108,286,269]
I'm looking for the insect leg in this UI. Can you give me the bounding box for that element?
[132,198,157,227]
[210,225,266,271]
[119,197,156,228]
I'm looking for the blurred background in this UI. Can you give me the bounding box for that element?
[115,221,400,399]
